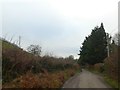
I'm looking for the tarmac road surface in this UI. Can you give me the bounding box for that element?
[62,69,111,88]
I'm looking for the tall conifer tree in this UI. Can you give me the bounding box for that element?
[78,23,107,65]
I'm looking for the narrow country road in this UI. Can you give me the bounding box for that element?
[62,69,111,88]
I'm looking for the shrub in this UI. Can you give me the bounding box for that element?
[2,39,80,85]
[94,63,104,73]
[3,69,77,88]
[104,45,119,82]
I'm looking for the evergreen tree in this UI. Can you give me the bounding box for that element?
[78,23,107,65]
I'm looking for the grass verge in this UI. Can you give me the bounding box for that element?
[104,75,119,89]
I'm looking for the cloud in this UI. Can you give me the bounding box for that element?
[2,0,118,58]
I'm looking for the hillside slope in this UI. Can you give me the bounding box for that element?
[1,39,80,88]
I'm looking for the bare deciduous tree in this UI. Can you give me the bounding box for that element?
[27,45,42,56]
[113,33,120,46]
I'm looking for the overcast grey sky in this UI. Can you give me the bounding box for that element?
[1,0,119,58]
